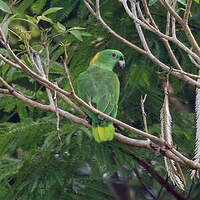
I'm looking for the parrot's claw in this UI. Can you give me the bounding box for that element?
[114,124,123,131]
[86,115,92,125]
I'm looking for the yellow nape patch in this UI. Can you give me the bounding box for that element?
[90,52,99,65]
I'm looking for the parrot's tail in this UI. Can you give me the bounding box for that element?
[92,122,114,143]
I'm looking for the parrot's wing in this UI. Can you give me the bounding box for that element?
[77,67,119,117]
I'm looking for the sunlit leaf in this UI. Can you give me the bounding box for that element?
[42,7,63,16]
[37,15,54,24]
[56,22,66,32]
[31,0,47,14]
[12,18,38,28]
[69,30,83,41]
[1,15,15,40]
[0,0,11,13]
[148,0,157,6]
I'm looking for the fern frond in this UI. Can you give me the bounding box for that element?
[160,84,185,190]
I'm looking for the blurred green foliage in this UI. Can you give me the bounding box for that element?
[0,0,200,199]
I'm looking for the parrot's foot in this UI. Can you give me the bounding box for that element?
[98,120,104,126]
[114,124,123,131]
[86,115,92,125]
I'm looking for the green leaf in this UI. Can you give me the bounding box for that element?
[25,15,38,24]
[42,7,63,16]
[16,0,34,13]
[67,27,86,31]
[193,0,199,3]
[56,22,66,32]
[1,20,8,40]
[65,132,74,145]
[177,0,187,5]
[69,30,83,41]
[31,0,47,14]
[1,15,15,40]
[0,0,11,13]
[37,15,54,24]
[148,0,157,6]
[12,18,38,28]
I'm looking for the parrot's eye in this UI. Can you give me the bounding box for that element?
[111,53,117,58]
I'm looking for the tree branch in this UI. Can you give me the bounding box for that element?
[133,166,158,200]
[183,0,192,25]
[123,150,188,200]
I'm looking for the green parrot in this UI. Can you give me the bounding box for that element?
[77,49,125,143]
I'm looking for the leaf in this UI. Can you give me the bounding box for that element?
[56,22,66,32]
[25,15,38,24]
[67,27,86,31]
[148,0,157,6]
[177,0,187,5]
[42,7,63,16]
[1,15,16,39]
[69,30,83,41]
[16,0,34,13]
[1,20,8,40]
[37,15,54,24]
[0,0,11,13]
[31,0,47,14]
[12,18,38,28]
[65,132,74,145]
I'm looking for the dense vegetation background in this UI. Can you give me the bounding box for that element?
[0,0,200,199]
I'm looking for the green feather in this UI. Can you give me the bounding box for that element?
[92,122,114,143]
[77,49,124,142]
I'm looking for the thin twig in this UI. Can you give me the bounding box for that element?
[158,0,182,24]
[28,48,42,75]
[30,46,54,106]
[61,48,75,94]
[82,0,96,16]
[1,13,10,26]
[140,95,148,133]
[35,48,45,76]
[57,92,86,116]
[141,0,158,29]
[157,176,168,199]
[171,0,177,38]
[130,0,150,52]
[0,53,21,70]
[45,44,50,79]
[122,150,188,200]
[187,179,194,199]
[183,0,192,25]
[133,165,158,200]
[53,80,62,143]
[188,53,200,69]
[166,11,171,36]
[170,68,200,79]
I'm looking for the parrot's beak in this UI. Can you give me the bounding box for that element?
[116,56,125,69]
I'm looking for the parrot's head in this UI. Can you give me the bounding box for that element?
[89,49,125,71]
